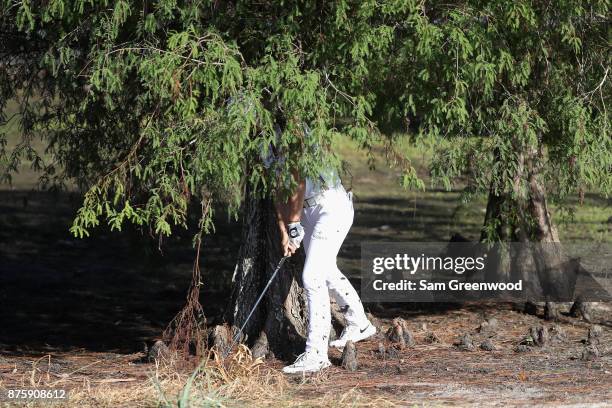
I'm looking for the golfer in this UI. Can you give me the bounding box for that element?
[272,151,376,374]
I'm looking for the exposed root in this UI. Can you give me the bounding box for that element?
[162,237,206,358]
[341,341,358,371]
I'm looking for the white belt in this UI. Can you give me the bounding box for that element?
[303,187,351,208]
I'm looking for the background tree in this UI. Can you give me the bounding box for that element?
[371,0,610,318]
[1,0,609,357]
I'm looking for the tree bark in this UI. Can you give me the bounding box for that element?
[481,149,544,299]
[223,185,308,359]
[483,140,588,320]
[524,143,565,320]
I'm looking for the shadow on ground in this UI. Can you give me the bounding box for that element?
[0,187,475,355]
[0,190,240,353]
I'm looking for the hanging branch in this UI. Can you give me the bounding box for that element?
[162,197,212,358]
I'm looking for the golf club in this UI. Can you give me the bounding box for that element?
[222,255,290,358]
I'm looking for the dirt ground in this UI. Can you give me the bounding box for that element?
[1,187,611,407]
[1,138,611,406]
[0,303,610,407]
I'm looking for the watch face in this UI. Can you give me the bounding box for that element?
[289,228,298,238]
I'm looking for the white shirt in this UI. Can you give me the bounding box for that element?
[261,127,341,199]
[304,168,341,198]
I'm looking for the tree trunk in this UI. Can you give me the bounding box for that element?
[524,143,592,319]
[524,143,564,319]
[223,185,308,359]
[481,149,544,299]
[483,141,589,320]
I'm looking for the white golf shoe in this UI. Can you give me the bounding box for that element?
[329,323,376,349]
[282,351,331,374]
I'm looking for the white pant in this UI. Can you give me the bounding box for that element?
[301,186,369,356]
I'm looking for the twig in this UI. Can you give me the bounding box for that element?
[49,360,103,386]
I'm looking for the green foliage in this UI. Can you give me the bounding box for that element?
[1,0,609,241]
[388,1,611,205]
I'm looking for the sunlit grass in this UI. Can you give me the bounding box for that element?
[335,135,610,243]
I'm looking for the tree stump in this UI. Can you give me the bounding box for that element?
[454,333,475,351]
[341,340,358,371]
[480,339,495,351]
[147,340,171,362]
[549,324,567,343]
[570,300,593,323]
[581,345,600,361]
[366,312,383,331]
[587,325,602,345]
[386,317,414,348]
[424,332,440,344]
[529,325,549,347]
[211,324,233,353]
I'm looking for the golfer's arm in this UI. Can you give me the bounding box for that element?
[275,173,305,227]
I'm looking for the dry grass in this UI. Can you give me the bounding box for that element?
[0,345,396,407]
[153,346,396,407]
[1,305,610,407]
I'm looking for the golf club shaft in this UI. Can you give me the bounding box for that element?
[224,255,289,357]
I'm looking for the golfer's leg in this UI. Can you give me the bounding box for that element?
[302,232,332,357]
[328,266,369,328]
[323,213,369,328]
